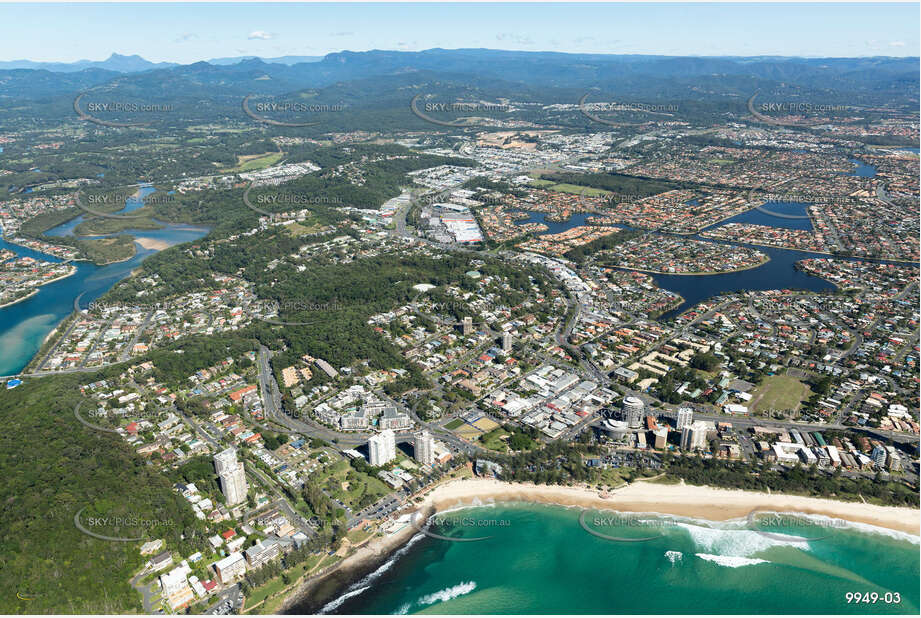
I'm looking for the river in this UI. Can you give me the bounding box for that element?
[0,186,208,376]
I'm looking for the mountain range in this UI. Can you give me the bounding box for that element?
[0,52,323,72]
[0,49,916,110]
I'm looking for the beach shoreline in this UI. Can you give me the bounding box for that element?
[277,478,919,613]
[419,478,920,535]
[277,511,425,614]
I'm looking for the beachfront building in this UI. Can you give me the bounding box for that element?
[244,539,281,569]
[680,420,711,451]
[213,552,246,584]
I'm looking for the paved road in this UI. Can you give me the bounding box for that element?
[204,584,241,615]
[120,308,157,362]
[129,571,161,614]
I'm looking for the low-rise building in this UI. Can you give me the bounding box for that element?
[213,552,246,584]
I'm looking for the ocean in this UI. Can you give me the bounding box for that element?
[298,503,920,615]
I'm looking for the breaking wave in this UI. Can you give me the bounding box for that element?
[696,553,769,568]
[416,581,478,607]
[318,532,426,614]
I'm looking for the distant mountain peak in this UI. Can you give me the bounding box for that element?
[0,53,178,73]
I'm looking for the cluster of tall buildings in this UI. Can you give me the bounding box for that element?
[367,429,437,467]
[214,448,248,506]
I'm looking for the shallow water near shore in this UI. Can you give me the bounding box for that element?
[0,186,208,375]
[298,503,920,615]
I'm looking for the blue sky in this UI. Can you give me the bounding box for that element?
[1,2,917,63]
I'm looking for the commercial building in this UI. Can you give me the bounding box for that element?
[315,358,339,378]
[414,430,435,466]
[150,550,174,572]
[771,442,818,465]
[369,429,396,466]
[213,448,238,476]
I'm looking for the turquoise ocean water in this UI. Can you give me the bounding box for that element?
[298,503,920,615]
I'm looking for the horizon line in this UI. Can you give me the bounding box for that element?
[3,47,920,66]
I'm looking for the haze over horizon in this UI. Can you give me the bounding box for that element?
[0,2,918,63]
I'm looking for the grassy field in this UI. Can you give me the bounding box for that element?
[243,575,289,610]
[444,418,465,430]
[479,427,510,452]
[529,178,613,196]
[547,183,613,196]
[243,553,326,612]
[222,152,283,173]
[346,528,375,545]
[283,221,326,236]
[323,459,390,510]
[751,374,813,415]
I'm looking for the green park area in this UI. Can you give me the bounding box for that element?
[444,418,465,430]
[322,459,391,510]
[751,374,813,415]
[222,152,284,173]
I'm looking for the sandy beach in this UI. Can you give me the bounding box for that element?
[419,478,920,536]
[277,513,423,613]
[135,237,171,251]
[277,478,918,612]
